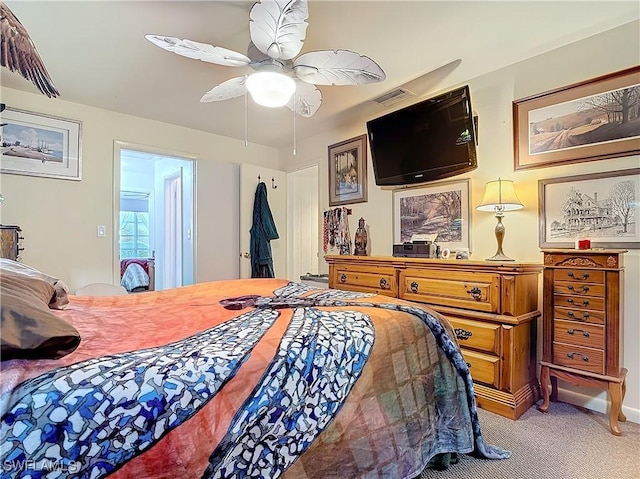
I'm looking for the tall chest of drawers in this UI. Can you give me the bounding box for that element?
[325,255,542,419]
[538,249,627,435]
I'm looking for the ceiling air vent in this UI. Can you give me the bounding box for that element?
[371,87,416,107]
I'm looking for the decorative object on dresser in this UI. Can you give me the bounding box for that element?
[513,65,640,171]
[476,178,523,261]
[538,249,628,436]
[325,254,542,419]
[0,225,24,261]
[538,168,640,249]
[353,217,368,256]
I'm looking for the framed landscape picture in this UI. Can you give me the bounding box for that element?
[514,66,640,170]
[328,134,368,206]
[393,179,470,251]
[538,168,640,248]
[0,107,82,180]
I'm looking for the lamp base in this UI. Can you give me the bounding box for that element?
[486,253,515,262]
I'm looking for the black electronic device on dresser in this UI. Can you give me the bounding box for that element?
[0,225,24,261]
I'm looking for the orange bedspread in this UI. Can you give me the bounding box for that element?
[1,279,506,479]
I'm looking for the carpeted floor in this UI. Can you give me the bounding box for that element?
[420,402,640,479]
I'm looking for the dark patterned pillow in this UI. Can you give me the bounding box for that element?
[1,269,80,361]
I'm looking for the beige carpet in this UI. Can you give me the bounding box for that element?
[420,402,640,479]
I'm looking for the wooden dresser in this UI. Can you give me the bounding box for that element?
[325,255,542,419]
[0,225,24,261]
[538,249,627,435]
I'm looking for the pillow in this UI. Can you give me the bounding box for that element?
[1,269,80,361]
[0,259,69,309]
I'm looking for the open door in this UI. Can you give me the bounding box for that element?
[239,164,287,279]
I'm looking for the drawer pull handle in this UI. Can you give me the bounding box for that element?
[466,287,482,300]
[410,281,419,293]
[454,328,473,340]
[567,271,574,278]
[567,329,590,338]
[582,286,589,292]
[567,284,574,291]
[582,272,589,280]
[567,298,574,304]
[339,274,347,283]
[567,311,590,321]
[379,278,388,289]
[566,352,589,362]
[582,300,590,307]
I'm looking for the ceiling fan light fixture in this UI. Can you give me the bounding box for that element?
[245,71,296,108]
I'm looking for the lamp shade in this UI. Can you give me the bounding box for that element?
[476,179,523,212]
[245,71,296,108]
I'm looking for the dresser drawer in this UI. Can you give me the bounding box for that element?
[553,268,604,284]
[448,317,501,355]
[554,293,605,312]
[332,265,396,296]
[554,281,605,297]
[399,270,500,313]
[553,306,605,325]
[461,350,500,389]
[553,342,604,374]
[553,320,605,349]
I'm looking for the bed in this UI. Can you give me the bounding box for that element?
[119,258,155,293]
[0,266,509,478]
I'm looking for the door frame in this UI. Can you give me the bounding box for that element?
[112,140,198,286]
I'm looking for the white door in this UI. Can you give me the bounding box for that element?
[239,164,287,279]
[287,165,319,283]
[163,171,183,289]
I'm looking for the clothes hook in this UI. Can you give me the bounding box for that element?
[272,177,278,189]
[257,174,261,184]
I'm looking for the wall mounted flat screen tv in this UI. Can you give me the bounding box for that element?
[366,85,478,186]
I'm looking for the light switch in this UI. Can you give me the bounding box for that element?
[97,225,106,237]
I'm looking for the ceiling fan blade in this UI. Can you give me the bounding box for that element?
[145,35,250,67]
[286,79,322,117]
[249,0,308,60]
[200,76,247,103]
[293,50,386,85]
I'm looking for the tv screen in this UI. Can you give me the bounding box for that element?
[366,85,478,186]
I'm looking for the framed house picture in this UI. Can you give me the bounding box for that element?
[0,107,82,180]
[328,134,368,206]
[538,168,640,249]
[514,66,640,170]
[393,178,471,251]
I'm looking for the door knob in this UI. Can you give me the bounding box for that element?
[242,252,250,258]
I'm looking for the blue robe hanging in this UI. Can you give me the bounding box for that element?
[250,181,279,278]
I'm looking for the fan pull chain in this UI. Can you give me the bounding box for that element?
[244,76,248,147]
[292,91,297,156]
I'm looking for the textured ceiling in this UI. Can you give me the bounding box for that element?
[2,1,638,152]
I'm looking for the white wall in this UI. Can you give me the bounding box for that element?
[0,88,280,290]
[279,21,640,422]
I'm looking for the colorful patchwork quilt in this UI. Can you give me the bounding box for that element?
[0,279,508,478]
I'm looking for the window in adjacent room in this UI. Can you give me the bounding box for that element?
[119,192,150,259]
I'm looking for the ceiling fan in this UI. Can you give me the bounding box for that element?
[145,0,386,118]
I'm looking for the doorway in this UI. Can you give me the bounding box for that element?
[114,142,195,290]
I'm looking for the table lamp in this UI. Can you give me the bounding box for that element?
[476,178,523,261]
